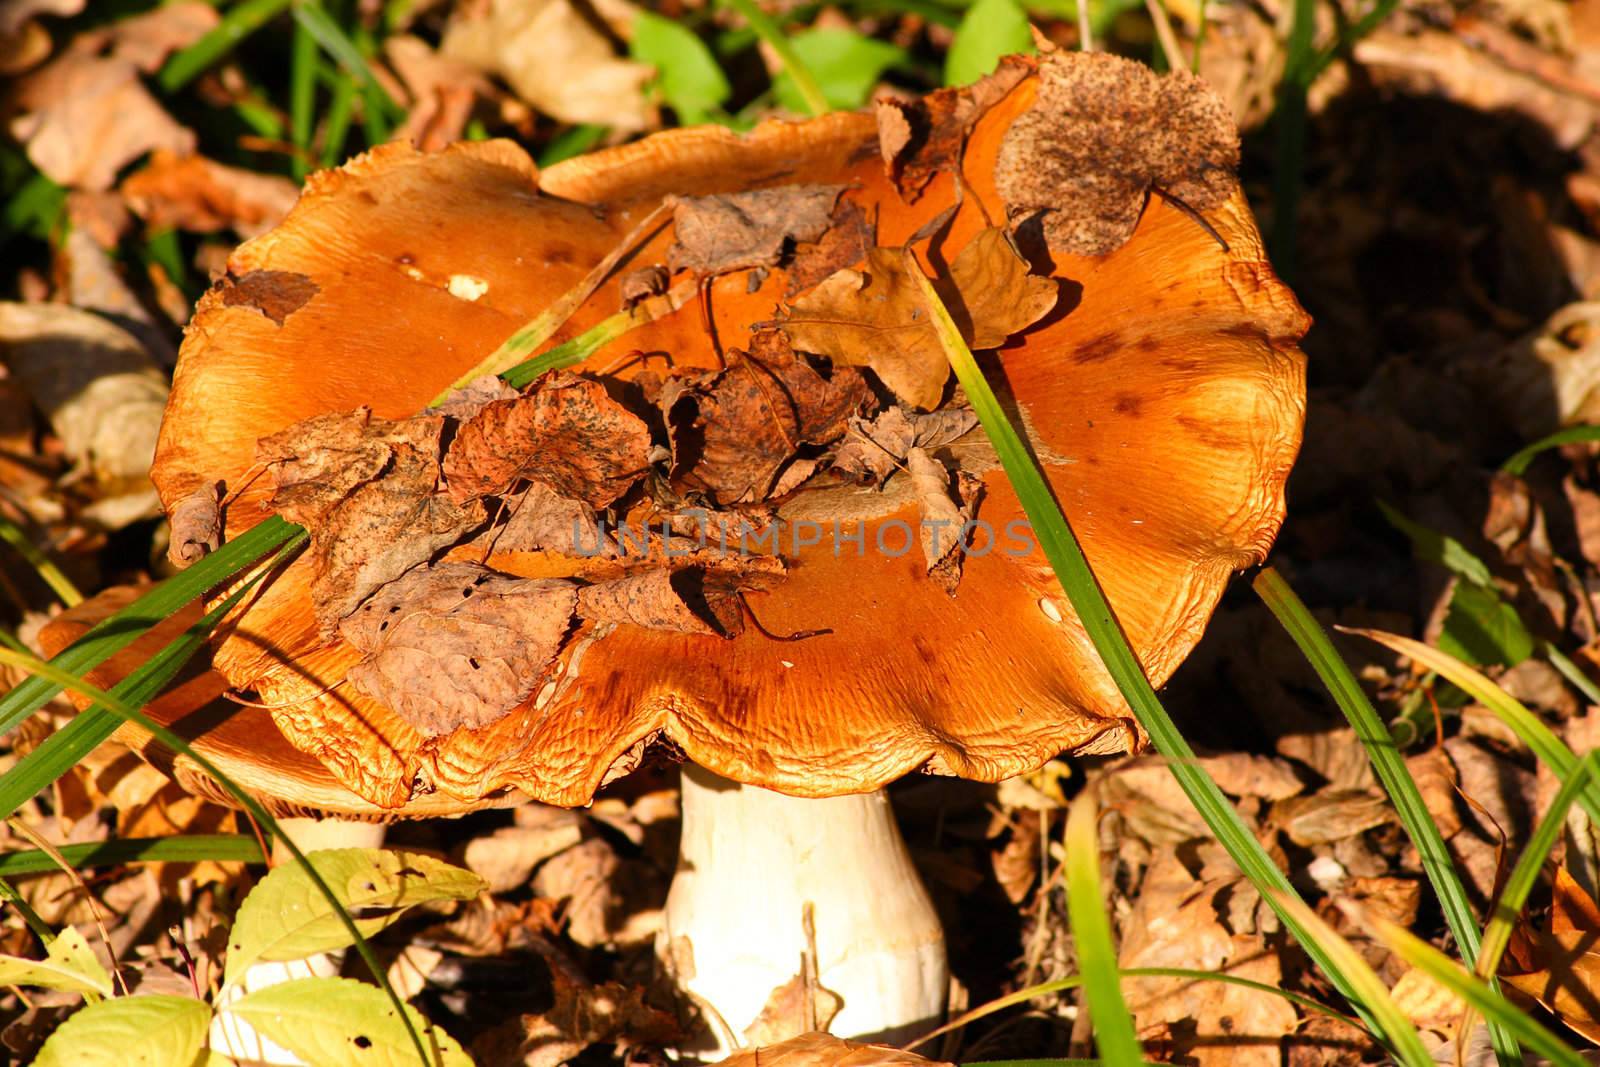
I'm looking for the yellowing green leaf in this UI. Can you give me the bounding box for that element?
[225,848,484,985]
[34,994,209,1067]
[0,926,114,998]
[222,976,473,1067]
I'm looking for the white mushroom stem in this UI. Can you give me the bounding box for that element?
[210,816,388,1065]
[659,765,948,1057]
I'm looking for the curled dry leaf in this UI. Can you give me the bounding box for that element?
[258,408,485,631]
[577,566,772,638]
[1504,866,1600,1042]
[876,56,1030,201]
[906,447,977,596]
[385,35,493,154]
[429,374,520,421]
[166,480,222,569]
[782,229,1056,410]
[831,405,977,485]
[994,51,1239,256]
[668,186,846,277]
[664,332,874,505]
[443,372,650,506]
[488,484,613,557]
[742,974,844,1047]
[787,198,873,297]
[121,150,299,240]
[471,970,678,1067]
[340,561,578,737]
[713,1032,950,1067]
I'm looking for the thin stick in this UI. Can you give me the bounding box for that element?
[1145,0,1186,72]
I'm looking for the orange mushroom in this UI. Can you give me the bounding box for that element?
[99,51,1304,1053]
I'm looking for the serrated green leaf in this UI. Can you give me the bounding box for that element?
[773,29,905,113]
[945,0,1034,86]
[1437,580,1534,667]
[223,976,472,1067]
[632,11,730,125]
[0,926,113,998]
[226,849,484,985]
[34,994,209,1067]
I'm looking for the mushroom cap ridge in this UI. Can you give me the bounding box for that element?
[148,70,1309,811]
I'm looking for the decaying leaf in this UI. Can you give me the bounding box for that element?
[386,34,494,153]
[1270,788,1397,847]
[782,229,1056,409]
[1503,866,1600,1042]
[907,447,976,596]
[488,484,614,557]
[993,51,1239,256]
[471,970,678,1067]
[788,197,874,296]
[340,561,578,736]
[664,333,874,504]
[120,150,299,239]
[443,371,651,506]
[218,269,319,326]
[166,480,221,568]
[876,56,1030,201]
[578,567,756,637]
[258,408,485,629]
[669,185,847,277]
[430,373,521,420]
[714,1032,951,1067]
[831,405,979,485]
[742,975,844,1048]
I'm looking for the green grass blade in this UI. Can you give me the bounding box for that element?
[1064,794,1142,1065]
[0,516,81,606]
[718,0,829,116]
[1502,425,1600,477]
[1475,751,1600,982]
[900,244,1384,1035]
[1269,893,1433,1067]
[0,516,302,738]
[1544,642,1600,705]
[0,534,302,821]
[497,279,695,391]
[0,875,55,944]
[158,0,297,93]
[0,834,266,876]
[289,18,318,180]
[320,74,356,168]
[1268,0,1316,281]
[0,650,435,1067]
[290,1,401,117]
[1375,918,1589,1067]
[1347,628,1600,827]
[1254,567,1522,1067]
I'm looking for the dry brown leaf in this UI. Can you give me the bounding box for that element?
[577,567,757,637]
[473,970,678,1067]
[340,561,577,736]
[459,808,584,894]
[875,56,1030,201]
[906,446,973,596]
[742,975,844,1047]
[782,229,1056,410]
[1403,748,1462,839]
[1503,866,1600,1042]
[443,371,651,506]
[994,51,1239,256]
[430,374,520,420]
[258,408,486,630]
[714,1032,950,1067]
[1271,788,1397,847]
[166,479,221,569]
[788,197,874,296]
[218,269,320,326]
[665,333,874,504]
[386,34,493,152]
[532,837,663,948]
[121,150,299,239]
[441,0,653,130]
[668,185,846,277]
[487,484,613,557]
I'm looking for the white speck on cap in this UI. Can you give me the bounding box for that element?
[447,274,489,301]
[1038,597,1063,624]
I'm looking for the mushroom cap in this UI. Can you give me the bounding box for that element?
[148,67,1308,812]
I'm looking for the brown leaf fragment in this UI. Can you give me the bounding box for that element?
[385,34,493,153]
[714,1032,951,1067]
[668,185,847,277]
[742,974,844,1047]
[490,484,615,557]
[993,51,1239,256]
[259,408,486,630]
[220,269,320,326]
[877,56,1030,201]
[578,568,742,637]
[1503,867,1600,1043]
[443,371,650,506]
[121,150,299,239]
[166,480,221,569]
[472,970,678,1067]
[665,333,874,505]
[340,561,577,736]
[832,404,980,485]
[787,197,874,297]
[428,373,520,420]
[782,230,1055,409]
[620,265,670,307]
[1270,788,1397,846]
[907,447,977,595]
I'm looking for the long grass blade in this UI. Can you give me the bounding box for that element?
[1502,425,1600,477]
[0,650,435,1067]
[290,1,401,117]
[1347,628,1600,826]
[901,244,1383,1034]
[0,834,265,877]
[1254,568,1522,1067]
[1064,794,1142,1064]
[0,516,302,738]
[0,517,81,607]
[719,0,829,115]
[158,0,297,93]
[1374,917,1590,1067]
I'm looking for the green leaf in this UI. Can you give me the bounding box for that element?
[223,976,473,1066]
[0,926,113,999]
[1437,580,1534,667]
[34,994,209,1067]
[944,0,1034,87]
[226,849,484,985]
[1503,424,1600,476]
[632,11,730,125]
[1064,795,1143,1065]
[1377,502,1493,586]
[774,29,905,113]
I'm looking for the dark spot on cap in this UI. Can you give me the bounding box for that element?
[1073,331,1120,364]
[1135,335,1161,353]
[1113,393,1143,416]
[221,270,319,326]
